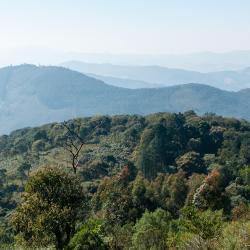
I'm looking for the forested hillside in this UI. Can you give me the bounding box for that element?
[1,112,250,249]
[3,64,250,134]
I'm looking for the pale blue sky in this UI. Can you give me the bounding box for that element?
[0,0,250,54]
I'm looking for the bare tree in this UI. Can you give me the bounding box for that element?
[62,118,106,174]
[62,121,85,174]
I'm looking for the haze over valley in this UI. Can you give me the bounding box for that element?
[62,61,250,91]
[1,64,250,134]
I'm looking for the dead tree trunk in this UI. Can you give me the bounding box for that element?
[62,121,84,174]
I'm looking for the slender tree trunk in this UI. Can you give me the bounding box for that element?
[55,229,63,250]
[72,157,77,174]
[65,223,72,246]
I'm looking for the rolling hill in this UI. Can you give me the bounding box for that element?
[1,64,250,134]
[61,61,250,91]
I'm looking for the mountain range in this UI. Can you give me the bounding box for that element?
[1,64,250,134]
[61,61,250,91]
[2,48,250,72]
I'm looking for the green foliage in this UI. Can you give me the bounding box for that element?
[1,112,250,248]
[67,220,107,250]
[11,166,85,249]
[219,221,250,249]
[131,209,171,250]
[176,151,205,176]
[0,222,14,249]
[106,223,134,250]
[167,207,223,249]
[136,113,186,179]
[179,206,223,240]
[92,165,137,226]
[136,124,169,179]
[193,168,231,212]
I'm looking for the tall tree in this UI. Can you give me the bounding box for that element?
[11,166,85,250]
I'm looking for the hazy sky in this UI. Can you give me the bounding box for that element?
[0,0,250,54]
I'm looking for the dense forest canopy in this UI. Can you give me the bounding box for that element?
[0,111,250,249]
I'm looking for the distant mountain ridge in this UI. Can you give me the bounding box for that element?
[2,48,250,72]
[61,61,250,91]
[87,73,164,89]
[1,64,250,134]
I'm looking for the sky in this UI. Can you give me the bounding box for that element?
[0,0,250,55]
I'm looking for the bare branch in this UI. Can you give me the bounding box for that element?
[62,121,86,174]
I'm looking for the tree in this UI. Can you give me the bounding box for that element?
[179,206,223,241]
[165,170,188,215]
[136,125,168,179]
[11,166,85,250]
[67,219,107,250]
[185,173,205,205]
[239,165,250,200]
[168,207,223,249]
[176,151,206,176]
[131,208,171,250]
[219,220,250,249]
[92,166,136,227]
[231,202,250,221]
[63,122,85,174]
[131,173,155,215]
[193,168,231,212]
[136,114,187,180]
[17,162,32,186]
[63,120,106,174]
[107,223,134,250]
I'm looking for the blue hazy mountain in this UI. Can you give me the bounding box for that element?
[61,61,250,91]
[1,64,250,134]
[87,73,164,89]
[2,47,250,72]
